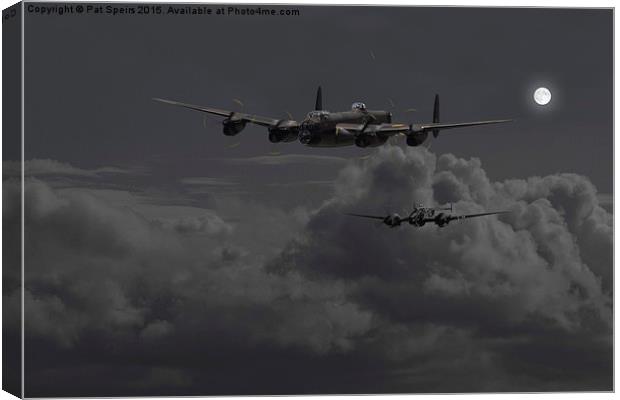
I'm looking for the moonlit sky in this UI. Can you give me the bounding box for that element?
[4,5,613,397]
[19,7,612,194]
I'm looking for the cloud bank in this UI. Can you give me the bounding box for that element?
[4,146,612,396]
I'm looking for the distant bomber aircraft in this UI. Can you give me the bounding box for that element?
[153,87,511,148]
[347,204,509,228]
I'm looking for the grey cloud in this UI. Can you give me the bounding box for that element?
[14,176,372,395]
[4,159,146,178]
[597,192,613,207]
[266,180,335,187]
[140,320,174,340]
[13,148,612,395]
[267,146,612,389]
[153,214,233,236]
[218,154,348,166]
[180,177,238,186]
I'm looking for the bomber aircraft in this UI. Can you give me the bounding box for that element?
[153,87,511,148]
[346,204,509,228]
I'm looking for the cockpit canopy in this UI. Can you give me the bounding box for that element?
[351,102,367,111]
[306,110,330,120]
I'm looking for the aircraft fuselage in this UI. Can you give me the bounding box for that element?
[298,109,392,148]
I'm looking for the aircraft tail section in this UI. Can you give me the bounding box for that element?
[407,94,511,139]
[315,86,323,111]
[432,94,440,138]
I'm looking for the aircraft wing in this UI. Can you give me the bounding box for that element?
[371,123,412,134]
[336,123,411,135]
[337,120,510,136]
[345,213,386,220]
[412,119,512,132]
[153,97,295,128]
[452,211,509,220]
[422,211,509,224]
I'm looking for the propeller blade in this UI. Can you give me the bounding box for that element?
[387,98,417,114]
[203,114,220,128]
[387,132,405,146]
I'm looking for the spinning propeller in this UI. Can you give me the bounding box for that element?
[202,98,244,149]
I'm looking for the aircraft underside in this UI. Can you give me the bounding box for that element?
[302,129,389,148]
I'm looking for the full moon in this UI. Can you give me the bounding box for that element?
[534,87,552,105]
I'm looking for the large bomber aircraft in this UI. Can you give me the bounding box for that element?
[347,204,509,228]
[153,87,511,148]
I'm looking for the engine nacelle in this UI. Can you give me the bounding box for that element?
[299,130,321,145]
[434,213,451,227]
[406,131,428,147]
[222,118,246,136]
[409,216,425,227]
[384,213,403,227]
[268,127,298,143]
[355,135,388,148]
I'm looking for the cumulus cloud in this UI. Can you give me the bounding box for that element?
[8,148,612,396]
[153,215,233,236]
[268,146,612,389]
[8,176,368,395]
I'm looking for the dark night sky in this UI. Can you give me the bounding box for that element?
[7,4,613,396]
[24,6,612,192]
